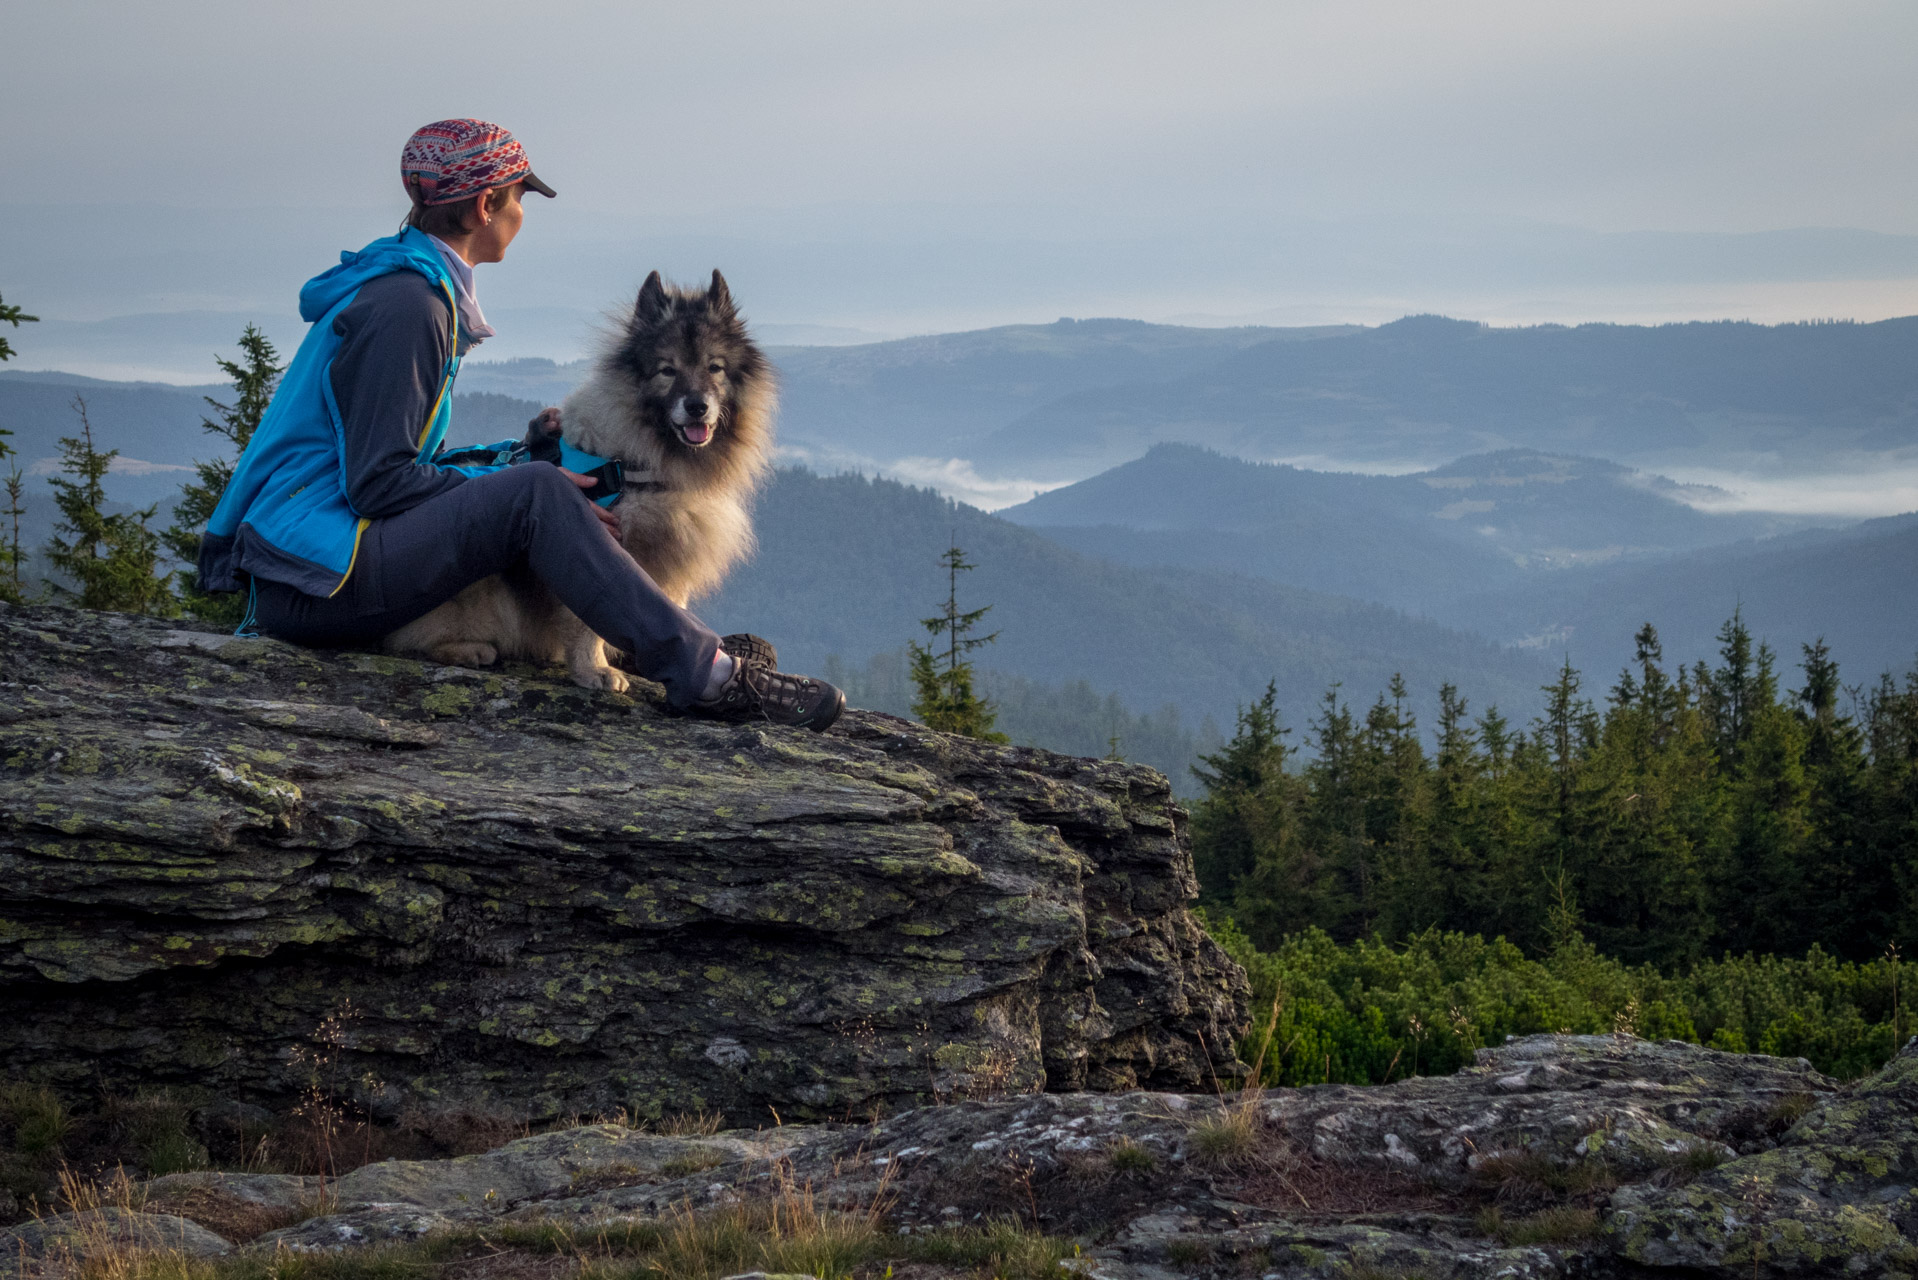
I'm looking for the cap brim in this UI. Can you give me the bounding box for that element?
[522,172,558,199]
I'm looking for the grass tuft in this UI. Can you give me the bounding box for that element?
[106,1090,207,1176]
[1188,1108,1260,1164]
[2,1082,74,1162]
[1107,1138,1155,1175]
[652,1111,724,1138]
[656,1151,727,1181]
[1475,1204,1601,1245]
[1649,1141,1730,1186]
[1189,988,1284,1168]
[1470,1146,1613,1201]
[1765,1091,1817,1134]
[1164,1238,1213,1269]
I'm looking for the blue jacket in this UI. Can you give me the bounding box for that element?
[198,229,511,598]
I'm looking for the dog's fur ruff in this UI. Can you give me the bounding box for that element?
[383,269,775,691]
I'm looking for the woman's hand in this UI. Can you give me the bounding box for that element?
[531,408,615,531]
[560,468,622,533]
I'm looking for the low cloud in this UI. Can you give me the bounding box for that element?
[1663,464,1918,519]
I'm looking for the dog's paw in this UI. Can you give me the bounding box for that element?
[572,665,631,694]
[430,642,499,668]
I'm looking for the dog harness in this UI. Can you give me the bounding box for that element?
[435,434,633,507]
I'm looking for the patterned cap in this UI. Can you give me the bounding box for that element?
[401,119,558,207]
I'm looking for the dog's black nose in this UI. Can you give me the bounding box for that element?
[683,395,709,418]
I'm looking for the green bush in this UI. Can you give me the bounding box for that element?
[1212,918,1908,1084]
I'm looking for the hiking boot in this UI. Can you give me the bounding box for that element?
[719,633,778,671]
[695,662,844,732]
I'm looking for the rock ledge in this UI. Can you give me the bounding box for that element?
[0,604,1246,1121]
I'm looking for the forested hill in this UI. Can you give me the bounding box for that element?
[997,443,1915,683]
[703,467,1556,737]
[968,314,1918,482]
[1459,512,1918,687]
[1000,443,1811,614]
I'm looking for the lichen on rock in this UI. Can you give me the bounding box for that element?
[0,604,1248,1123]
[1606,1036,1918,1277]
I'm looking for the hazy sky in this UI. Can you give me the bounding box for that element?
[6,0,1918,340]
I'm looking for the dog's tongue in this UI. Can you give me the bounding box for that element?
[683,423,712,445]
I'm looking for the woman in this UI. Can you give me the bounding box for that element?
[197,119,841,730]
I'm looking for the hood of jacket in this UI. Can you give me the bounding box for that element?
[299,228,451,323]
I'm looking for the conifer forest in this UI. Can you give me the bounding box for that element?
[1192,617,1918,1084]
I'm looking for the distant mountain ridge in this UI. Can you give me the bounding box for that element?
[968,313,1918,482]
[765,317,1353,463]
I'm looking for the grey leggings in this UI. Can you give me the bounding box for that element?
[252,462,719,707]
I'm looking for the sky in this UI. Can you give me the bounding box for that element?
[5,0,1917,353]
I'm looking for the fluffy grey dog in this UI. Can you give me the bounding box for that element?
[384,270,775,690]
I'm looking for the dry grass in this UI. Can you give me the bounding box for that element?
[650,1111,724,1139]
[138,1184,328,1245]
[1474,1204,1601,1245]
[0,1077,530,1219]
[1765,1092,1817,1135]
[1236,1139,1450,1216]
[1470,1146,1613,1205]
[40,1168,1075,1280]
[1647,1141,1731,1187]
[1188,991,1283,1169]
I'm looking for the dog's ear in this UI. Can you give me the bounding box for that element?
[708,270,734,315]
[635,271,671,325]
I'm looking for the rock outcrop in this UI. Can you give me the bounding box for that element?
[0,605,1247,1122]
[21,1034,1915,1278]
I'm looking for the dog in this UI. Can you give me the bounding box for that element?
[383,269,775,691]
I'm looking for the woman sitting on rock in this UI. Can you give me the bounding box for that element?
[194,119,842,731]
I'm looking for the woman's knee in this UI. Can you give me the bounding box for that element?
[520,460,589,506]
[484,460,572,514]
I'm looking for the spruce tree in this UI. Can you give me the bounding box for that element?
[1190,683,1322,946]
[1718,666,1812,954]
[1190,683,1288,895]
[1793,640,1881,955]
[1861,668,1918,956]
[1368,674,1436,938]
[165,325,284,623]
[43,397,176,615]
[908,542,1008,741]
[0,290,37,602]
[1420,685,1495,938]
[0,465,25,606]
[0,291,37,363]
[1300,686,1372,940]
[1575,626,1714,966]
